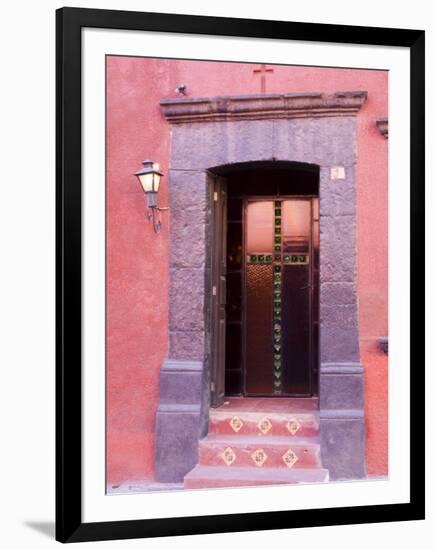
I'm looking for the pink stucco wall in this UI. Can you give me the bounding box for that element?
[106,57,388,484]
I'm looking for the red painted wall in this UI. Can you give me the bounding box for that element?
[106,57,388,484]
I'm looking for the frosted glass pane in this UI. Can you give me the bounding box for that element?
[246,201,274,254]
[282,200,310,253]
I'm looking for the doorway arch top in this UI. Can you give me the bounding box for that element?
[208,159,320,177]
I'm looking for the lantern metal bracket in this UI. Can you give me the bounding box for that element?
[147,205,169,233]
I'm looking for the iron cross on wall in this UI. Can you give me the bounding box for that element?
[253,64,274,93]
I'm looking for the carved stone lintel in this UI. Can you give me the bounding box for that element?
[161,91,368,124]
[376,117,388,138]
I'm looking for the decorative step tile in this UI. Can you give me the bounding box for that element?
[282,448,299,468]
[286,418,301,436]
[257,417,272,434]
[251,449,268,467]
[221,447,236,466]
[229,416,244,433]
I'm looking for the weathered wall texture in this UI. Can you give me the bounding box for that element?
[106,57,388,485]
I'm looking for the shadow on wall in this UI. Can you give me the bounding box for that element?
[24,521,55,539]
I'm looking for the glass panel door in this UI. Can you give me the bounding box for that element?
[281,200,311,395]
[244,197,317,396]
[245,201,274,394]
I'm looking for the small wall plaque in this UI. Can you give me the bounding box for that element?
[330,166,346,180]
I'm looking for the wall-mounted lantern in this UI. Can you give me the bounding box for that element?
[134,159,168,233]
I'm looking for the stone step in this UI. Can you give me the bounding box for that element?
[184,465,329,489]
[198,434,321,469]
[209,410,319,437]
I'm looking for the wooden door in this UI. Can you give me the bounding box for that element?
[210,176,227,407]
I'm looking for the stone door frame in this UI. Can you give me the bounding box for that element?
[155,91,368,482]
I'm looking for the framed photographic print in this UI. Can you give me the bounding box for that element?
[56,7,425,543]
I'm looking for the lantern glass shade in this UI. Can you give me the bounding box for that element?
[135,160,162,196]
[138,172,159,193]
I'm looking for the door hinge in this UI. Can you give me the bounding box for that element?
[212,285,217,296]
[213,191,218,201]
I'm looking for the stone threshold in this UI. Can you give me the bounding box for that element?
[216,396,319,413]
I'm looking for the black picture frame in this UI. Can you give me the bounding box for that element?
[56,6,425,543]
